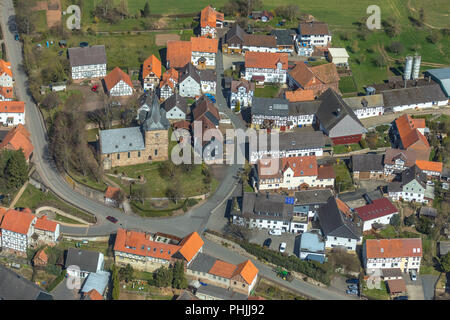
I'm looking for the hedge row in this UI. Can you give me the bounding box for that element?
[47,270,67,292]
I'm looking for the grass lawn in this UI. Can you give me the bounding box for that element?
[253,278,306,300]
[57,239,111,257]
[254,85,280,98]
[338,76,358,94]
[16,185,96,224]
[67,170,108,192]
[332,143,362,154]
[333,161,354,192]
[86,128,99,143]
[362,280,390,300]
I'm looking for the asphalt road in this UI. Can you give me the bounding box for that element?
[0,1,353,299]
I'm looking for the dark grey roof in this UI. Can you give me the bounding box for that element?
[65,248,101,273]
[236,192,294,221]
[352,154,384,172]
[315,89,367,136]
[387,181,402,193]
[382,84,447,108]
[176,290,199,300]
[188,253,218,274]
[252,97,289,117]
[294,189,333,205]
[196,283,248,300]
[68,45,107,67]
[289,100,321,115]
[298,22,330,36]
[162,93,188,114]
[199,69,216,82]
[419,207,437,217]
[262,131,326,151]
[382,268,402,278]
[402,165,427,188]
[0,265,53,300]
[317,197,362,239]
[225,23,246,45]
[179,63,201,84]
[439,241,450,256]
[100,127,145,154]
[141,93,170,131]
[271,29,296,46]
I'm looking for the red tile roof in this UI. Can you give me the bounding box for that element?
[415,160,443,173]
[355,198,398,221]
[34,249,48,264]
[282,156,318,177]
[0,87,13,100]
[395,114,429,149]
[365,238,422,259]
[317,165,335,179]
[103,67,133,91]
[386,279,407,294]
[167,41,192,69]
[159,68,179,89]
[245,52,288,70]
[104,186,121,200]
[285,89,315,102]
[177,231,204,263]
[0,101,25,113]
[86,289,103,300]
[233,260,258,285]
[336,198,352,218]
[142,55,161,79]
[0,209,36,235]
[34,216,58,232]
[209,260,237,279]
[289,62,339,87]
[190,37,218,53]
[0,124,34,160]
[0,59,12,77]
[200,6,224,28]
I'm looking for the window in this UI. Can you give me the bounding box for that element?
[128,152,130,158]
[155,149,158,156]
[138,151,141,157]
[117,154,120,160]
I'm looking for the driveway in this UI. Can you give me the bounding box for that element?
[421,274,439,300]
[250,229,297,255]
[51,278,81,300]
[404,273,425,300]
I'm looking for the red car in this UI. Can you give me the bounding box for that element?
[106,216,118,223]
[91,85,99,92]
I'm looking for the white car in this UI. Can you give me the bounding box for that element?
[410,270,417,281]
[279,242,287,253]
[269,229,282,236]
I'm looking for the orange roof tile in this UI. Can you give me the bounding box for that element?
[209,260,237,279]
[310,63,340,84]
[285,89,315,102]
[190,37,218,53]
[177,231,204,263]
[0,101,25,113]
[415,160,443,173]
[167,40,192,69]
[142,55,161,79]
[0,124,34,160]
[114,229,181,261]
[0,209,36,235]
[336,198,351,217]
[104,186,121,200]
[0,87,13,100]
[245,52,288,70]
[200,6,224,28]
[365,238,422,259]
[34,216,58,232]
[289,62,316,87]
[317,165,336,180]
[86,289,103,300]
[0,59,12,77]
[34,249,48,264]
[395,114,430,149]
[282,156,318,177]
[103,67,133,91]
[233,260,258,285]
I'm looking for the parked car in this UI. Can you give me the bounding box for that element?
[346,278,359,284]
[410,270,417,281]
[279,242,286,253]
[346,289,358,295]
[348,284,358,290]
[269,228,283,236]
[14,34,19,41]
[91,84,99,92]
[263,238,272,248]
[393,296,408,300]
[106,216,118,223]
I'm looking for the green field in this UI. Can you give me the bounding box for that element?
[254,85,280,98]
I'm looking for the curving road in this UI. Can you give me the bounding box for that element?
[0,0,354,299]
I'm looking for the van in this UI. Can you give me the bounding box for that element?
[268,229,282,236]
[410,270,417,281]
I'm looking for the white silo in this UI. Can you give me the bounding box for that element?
[404,56,413,80]
[412,55,421,80]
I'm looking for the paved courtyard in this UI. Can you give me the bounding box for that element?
[404,273,425,300]
[51,278,81,300]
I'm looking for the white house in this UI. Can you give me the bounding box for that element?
[230,80,255,109]
[242,34,277,53]
[388,165,433,204]
[190,37,218,69]
[0,60,13,88]
[244,52,288,84]
[33,216,60,243]
[162,94,188,120]
[142,55,161,91]
[354,198,399,232]
[103,67,134,97]
[363,238,422,274]
[343,94,385,119]
[382,84,448,113]
[297,22,332,48]
[415,160,443,179]
[68,46,107,80]
[159,68,179,101]
[200,6,224,39]
[65,248,104,279]
[327,48,349,66]
[383,148,417,177]
[179,63,202,98]
[0,209,37,253]
[0,101,25,126]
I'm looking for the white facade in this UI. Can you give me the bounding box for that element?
[250,147,324,163]
[258,166,330,191]
[0,110,25,126]
[34,224,60,243]
[108,80,133,97]
[325,235,359,251]
[159,84,175,101]
[166,106,186,120]
[384,158,409,175]
[242,45,277,53]
[230,86,254,109]
[191,51,216,68]
[353,106,384,119]
[1,217,37,253]
[67,253,104,279]
[389,179,427,203]
[366,256,421,273]
[298,34,331,48]
[71,64,107,80]
[232,215,308,234]
[200,80,216,95]
[0,72,13,88]
[179,76,201,98]
[362,213,398,232]
[244,66,287,84]
[392,100,447,112]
